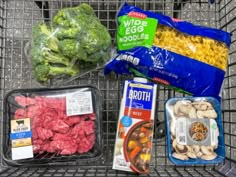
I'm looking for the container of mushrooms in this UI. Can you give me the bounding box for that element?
[165,97,225,165]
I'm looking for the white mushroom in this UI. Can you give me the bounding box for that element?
[201,152,217,161]
[192,145,200,153]
[174,101,184,116]
[187,152,197,159]
[186,146,197,159]
[192,101,212,111]
[177,144,185,151]
[172,139,177,148]
[189,107,197,118]
[196,109,217,119]
[172,139,188,154]
[172,152,189,160]
[174,100,192,116]
[197,111,205,118]
[204,110,217,119]
[196,151,203,158]
[201,146,214,155]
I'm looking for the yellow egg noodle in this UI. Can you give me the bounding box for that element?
[153,25,228,71]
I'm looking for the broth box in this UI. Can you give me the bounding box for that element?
[113,78,157,174]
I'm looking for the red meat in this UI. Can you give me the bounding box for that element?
[80,120,95,135]
[25,105,40,118]
[87,133,96,144]
[15,96,36,107]
[41,142,51,152]
[52,119,70,134]
[53,131,71,141]
[32,115,43,129]
[32,129,38,140]
[88,113,96,120]
[60,141,77,155]
[50,140,64,151]
[77,134,95,153]
[85,121,95,135]
[65,113,96,126]
[39,96,66,113]
[65,115,83,126]
[14,108,26,119]
[33,139,44,153]
[33,144,41,153]
[36,127,53,141]
[71,123,85,139]
[14,96,96,156]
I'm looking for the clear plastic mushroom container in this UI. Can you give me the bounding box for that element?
[165,97,225,165]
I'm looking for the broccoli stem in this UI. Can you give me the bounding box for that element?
[49,65,78,76]
[47,38,59,52]
[44,51,71,66]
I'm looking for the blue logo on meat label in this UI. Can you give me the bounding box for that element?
[121,116,132,127]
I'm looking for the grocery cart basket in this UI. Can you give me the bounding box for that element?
[0,0,236,176]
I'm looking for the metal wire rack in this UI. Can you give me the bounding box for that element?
[0,0,236,176]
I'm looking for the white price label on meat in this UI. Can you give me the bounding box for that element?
[66,91,93,116]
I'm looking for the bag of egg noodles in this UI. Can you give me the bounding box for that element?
[104,3,232,97]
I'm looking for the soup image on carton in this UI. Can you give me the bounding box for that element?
[113,77,157,174]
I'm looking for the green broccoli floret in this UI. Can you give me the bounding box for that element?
[31,47,70,67]
[53,3,95,28]
[52,3,111,65]
[55,27,81,40]
[32,22,59,52]
[58,39,87,60]
[79,21,112,55]
[74,3,96,16]
[34,64,78,83]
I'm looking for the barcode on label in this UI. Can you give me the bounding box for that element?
[79,105,91,113]
[179,136,186,143]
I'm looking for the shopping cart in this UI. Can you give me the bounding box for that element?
[0,0,235,176]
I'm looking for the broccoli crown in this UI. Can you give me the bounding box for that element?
[52,3,111,51]
[31,3,111,84]
[53,4,111,63]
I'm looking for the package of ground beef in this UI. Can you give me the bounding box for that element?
[2,86,102,165]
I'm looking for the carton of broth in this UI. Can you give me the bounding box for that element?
[113,77,157,174]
